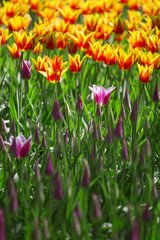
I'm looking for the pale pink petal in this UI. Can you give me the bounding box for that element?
[88,86,99,103]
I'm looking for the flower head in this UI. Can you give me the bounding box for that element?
[5,134,32,159]
[88,85,116,106]
[21,59,31,80]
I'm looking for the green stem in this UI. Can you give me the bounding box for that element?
[25,80,28,136]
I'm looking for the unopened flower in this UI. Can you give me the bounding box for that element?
[21,59,31,80]
[121,139,129,160]
[114,116,123,139]
[82,164,90,188]
[52,99,63,121]
[142,203,151,222]
[45,153,54,176]
[76,94,83,112]
[54,172,63,200]
[5,134,32,158]
[153,82,159,102]
[89,85,116,106]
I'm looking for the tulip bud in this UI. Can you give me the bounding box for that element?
[34,124,40,143]
[1,118,7,133]
[114,116,123,139]
[130,99,137,122]
[32,219,41,240]
[43,218,50,239]
[92,194,102,220]
[41,131,47,148]
[96,102,102,118]
[92,122,98,139]
[9,136,17,155]
[45,153,54,176]
[142,203,151,222]
[9,118,16,133]
[54,172,63,200]
[76,94,83,112]
[0,209,6,240]
[123,88,130,107]
[65,100,72,118]
[145,136,151,157]
[130,219,140,240]
[82,164,90,188]
[90,145,96,164]
[88,120,93,133]
[121,103,126,118]
[52,99,63,121]
[74,201,82,220]
[72,211,81,235]
[105,125,113,145]
[35,160,41,181]
[121,139,128,160]
[0,134,7,152]
[153,82,159,102]
[21,59,31,80]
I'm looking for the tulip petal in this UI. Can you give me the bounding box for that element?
[20,136,32,158]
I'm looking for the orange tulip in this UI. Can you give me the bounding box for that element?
[68,28,94,51]
[87,41,104,62]
[94,21,113,41]
[57,6,81,24]
[39,56,68,84]
[8,15,31,32]
[84,13,100,32]
[137,63,154,83]
[128,30,148,49]
[0,27,12,45]
[31,56,48,72]
[115,48,134,70]
[103,45,117,66]
[147,35,159,53]
[69,54,87,72]
[7,43,21,58]
[13,31,36,51]
[138,51,160,67]
[56,33,68,50]
[126,10,141,31]
[114,16,125,35]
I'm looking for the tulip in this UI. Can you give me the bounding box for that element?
[52,99,63,121]
[21,59,31,80]
[4,134,32,158]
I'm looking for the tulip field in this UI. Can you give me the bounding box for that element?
[0,0,160,239]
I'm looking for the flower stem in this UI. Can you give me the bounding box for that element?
[25,80,28,136]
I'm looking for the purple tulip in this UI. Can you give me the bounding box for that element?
[88,85,116,106]
[4,134,32,158]
[153,82,159,102]
[45,153,54,176]
[0,210,6,240]
[52,99,63,121]
[21,59,31,80]
[76,94,83,112]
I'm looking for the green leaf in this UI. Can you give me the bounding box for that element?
[9,87,18,123]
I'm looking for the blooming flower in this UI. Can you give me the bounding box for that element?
[5,134,32,159]
[88,85,116,106]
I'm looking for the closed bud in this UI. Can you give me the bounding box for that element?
[82,164,90,188]
[90,145,96,164]
[96,102,102,118]
[21,59,31,80]
[35,160,41,181]
[105,125,113,145]
[54,172,63,200]
[114,116,123,139]
[9,118,16,133]
[152,179,158,198]
[130,99,137,122]
[121,103,126,118]
[92,194,102,220]
[74,201,82,220]
[72,211,81,235]
[34,124,40,143]
[0,209,6,240]
[142,203,151,222]
[10,188,18,213]
[43,218,50,239]
[52,99,63,121]
[65,100,72,118]
[76,94,83,112]
[45,154,54,176]
[130,219,140,240]
[1,118,7,133]
[123,88,130,107]
[145,136,151,157]
[153,82,159,102]
[32,219,41,240]
[41,131,47,148]
[121,139,128,160]
[92,121,98,139]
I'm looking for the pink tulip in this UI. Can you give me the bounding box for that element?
[88,85,116,106]
[5,134,32,158]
